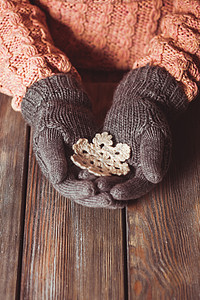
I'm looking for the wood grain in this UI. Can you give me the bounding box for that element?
[0,94,29,299]
[126,98,200,299]
[20,82,126,300]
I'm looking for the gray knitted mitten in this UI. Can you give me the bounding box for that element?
[21,73,126,209]
[97,65,189,201]
[21,73,99,201]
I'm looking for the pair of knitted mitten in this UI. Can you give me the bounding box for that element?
[21,65,189,208]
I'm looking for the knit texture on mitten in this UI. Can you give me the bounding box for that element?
[21,73,97,190]
[21,72,127,208]
[98,65,189,200]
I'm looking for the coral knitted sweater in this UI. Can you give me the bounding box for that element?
[0,0,200,111]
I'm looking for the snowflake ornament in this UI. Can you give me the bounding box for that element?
[71,132,131,176]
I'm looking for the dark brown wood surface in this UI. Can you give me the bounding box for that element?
[0,71,200,300]
[0,94,28,299]
[127,98,200,300]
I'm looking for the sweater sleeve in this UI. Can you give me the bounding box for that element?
[133,0,200,102]
[0,0,78,111]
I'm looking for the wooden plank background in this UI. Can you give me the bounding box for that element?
[0,71,200,300]
[0,94,29,299]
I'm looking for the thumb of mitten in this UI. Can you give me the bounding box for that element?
[140,127,171,184]
[35,128,68,184]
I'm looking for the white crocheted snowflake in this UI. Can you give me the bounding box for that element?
[71,132,131,176]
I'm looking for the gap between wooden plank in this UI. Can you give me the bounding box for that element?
[122,209,129,300]
[15,126,30,300]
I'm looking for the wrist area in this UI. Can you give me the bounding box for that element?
[21,73,92,126]
[116,64,189,119]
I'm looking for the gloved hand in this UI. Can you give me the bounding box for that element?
[96,65,189,201]
[21,73,100,201]
[21,73,126,209]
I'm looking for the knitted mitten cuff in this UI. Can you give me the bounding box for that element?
[117,64,189,119]
[21,73,92,127]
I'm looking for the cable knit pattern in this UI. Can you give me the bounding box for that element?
[35,0,160,70]
[1,0,200,109]
[145,0,163,44]
[0,0,78,111]
[133,8,200,101]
